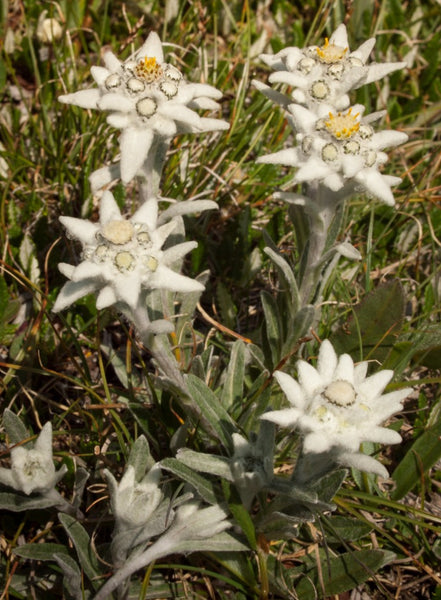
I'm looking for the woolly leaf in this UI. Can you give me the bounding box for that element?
[221,340,246,408]
[58,513,101,586]
[185,374,238,452]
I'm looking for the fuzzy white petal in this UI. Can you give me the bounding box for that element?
[90,66,111,86]
[182,83,223,101]
[120,128,154,183]
[351,38,375,63]
[269,71,307,88]
[160,103,202,128]
[34,422,53,455]
[257,148,300,166]
[188,98,221,110]
[132,197,158,226]
[59,89,101,109]
[355,169,397,206]
[329,24,349,48]
[100,190,123,224]
[338,452,389,478]
[334,354,355,383]
[261,407,302,427]
[59,216,98,245]
[115,273,142,308]
[364,62,406,85]
[274,371,306,409]
[371,130,408,150]
[154,220,178,248]
[149,266,204,293]
[53,280,98,312]
[297,361,322,397]
[252,79,291,107]
[295,159,332,182]
[157,200,217,224]
[361,427,402,445]
[57,263,75,279]
[72,261,105,282]
[303,431,333,454]
[359,369,394,399]
[196,117,230,132]
[163,241,198,264]
[106,113,131,129]
[136,31,164,64]
[317,340,338,381]
[90,164,120,192]
[98,94,133,113]
[288,104,317,132]
[103,51,121,72]
[96,285,118,309]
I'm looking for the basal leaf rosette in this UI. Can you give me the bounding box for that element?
[255,24,406,112]
[258,103,408,206]
[262,340,411,477]
[59,31,229,183]
[53,190,203,313]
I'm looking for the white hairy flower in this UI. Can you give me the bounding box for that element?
[258,103,407,205]
[59,31,229,183]
[0,422,67,495]
[230,426,274,508]
[256,24,406,111]
[262,340,411,477]
[105,464,162,528]
[36,12,63,44]
[53,190,204,312]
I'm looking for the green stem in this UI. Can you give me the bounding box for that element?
[257,544,269,600]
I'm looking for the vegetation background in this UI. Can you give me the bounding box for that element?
[1,0,441,598]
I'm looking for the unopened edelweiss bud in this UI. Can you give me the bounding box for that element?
[36,15,63,44]
[0,422,67,495]
[106,464,163,528]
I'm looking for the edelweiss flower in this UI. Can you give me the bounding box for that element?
[105,464,162,528]
[262,340,411,477]
[256,24,405,111]
[230,425,274,508]
[53,190,204,312]
[0,422,67,495]
[59,31,229,183]
[258,103,407,205]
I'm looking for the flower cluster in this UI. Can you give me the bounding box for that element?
[263,340,410,477]
[259,103,407,205]
[53,190,203,314]
[59,32,228,184]
[256,24,407,205]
